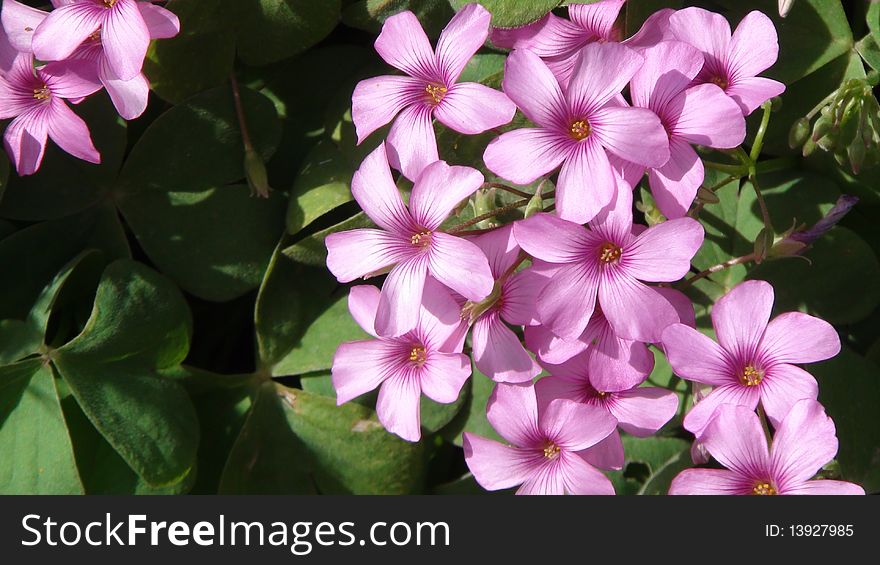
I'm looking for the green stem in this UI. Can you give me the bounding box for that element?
[706,174,740,192]
[681,253,756,288]
[750,101,773,163]
[484,182,532,199]
[751,175,775,234]
[702,160,747,176]
[448,197,530,233]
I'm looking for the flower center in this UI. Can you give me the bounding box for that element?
[410,230,432,248]
[739,364,764,387]
[101,0,118,8]
[598,242,622,263]
[569,119,592,141]
[752,482,776,496]
[32,85,50,100]
[710,75,729,90]
[408,345,427,366]
[425,83,447,105]
[543,442,561,460]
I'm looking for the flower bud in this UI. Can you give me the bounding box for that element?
[754,227,774,264]
[789,117,810,148]
[244,147,271,198]
[696,186,720,204]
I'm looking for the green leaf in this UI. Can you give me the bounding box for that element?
[219,382,315,493]
[0,206,129,320]
[607,435,691,496]
[749,227,880,324]
[0,361,84,494]
[445,367,503,446]
[0,94,127,221]
[282,211,373,265]
[856,34,880,73]
[280,386,428,493]
[256,248,368,374]
[119,86,281,193]
[143,0,238,104]
[421,379,470,434]
[52,260,199,486]
[235,0,342,66]
[118,185,286,302]
[287,140,354,235]
[0,152,8,202]
[342,0,454,37]
[450,0,562,28]
[625,0,682,36]
[809,346,880,493]
[0,320,41,366]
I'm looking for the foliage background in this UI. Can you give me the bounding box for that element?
[0,0,878,495]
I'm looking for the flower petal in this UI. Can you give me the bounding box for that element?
[590,105,670,168]
[374,10,437,81]
[40,59,102,99]
[463,434,540,491]
[541,398,617,452]
[727,11,779,80]
[491,13,587,59]
[585,317,654,392]
[702,403,770,478]
[610,387,679,436]
[525,325,588,365]
[332,340,396,405]
[598,275,679,342]
[2,0,47,52]
[325,228,412,283]
[375,257,429,338]
[556,139,617,224]
[473,312,541,384]
[668,7,731,67]
[623,216,704,281]
[99,59,149,120]
[683,382,760,437]
[623,8,674,50]
[726,76,785,116]
[783,480,865,495]
[647,139,704,219]
[102,0,151,81]
[428,232,493,302]
[434,82,516,134]
[711,280,774,361]
[661,323,733,385]
[351,75,425,144]
[347,285,381,337]
[559,451,616,494]
[486,382,542,447]
[516,462,565,495]
[483,128,570,185]
[513,213,595,263]
[3,106,49,176]
[579,430,624,471]
[386,103,439,182]
[31,2,103,63]
[759,312,841,365]
[137,1,180,39]
[417,276,468,351]
[501,49,568,128]
[769,399,837,491]
[471,224,520,280]
[410,160,484,230]
[759,363,819,427]
[502,263,553,326]
[538,262,600,340]
[567,0,625,40]
[45,97,100,163]
[435,3,490,83]
[567,42,645,115]
[350,142,414,233]
[377,373,423,442]
[668,468,750,495]
[670,84,746,148]
[629,40,703,111]
[419,352,471,403]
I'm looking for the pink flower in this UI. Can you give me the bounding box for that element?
[669,400,864,495]
[491,0,674,87]
[331,281,470,442]
[668,8,786,116]
[513,186,703,344]
[459,225,542,383]
[534,361,679,470]
[2,0,179,120]
[352,3,516,181]
[623,41,746,218]
[31,0,171,82]
[661,280,841,437]
[325,143,494,338]
[463,382,617,495]
[483,43,669,223]
[0,53,102,175]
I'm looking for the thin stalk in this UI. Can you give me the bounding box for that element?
[681,253,756,288]
[447,198,531,233]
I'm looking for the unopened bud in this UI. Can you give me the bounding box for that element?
[789,117,810,148]
[848,139,867,174]
[754,228,774,264]
[696,186,720,204]
[244,148,271,198]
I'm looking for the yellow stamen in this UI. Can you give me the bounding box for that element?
[740,365,764,387]
[543,442,561,460]
[752,482,776,495]
[102,0,118,8]
[710,75,729,90]
[569,119,592,140]
[32,86,50,100]
[598,242,622,263]
[425,83,447,105]
[410,230,432,247]
[408,346,427,366]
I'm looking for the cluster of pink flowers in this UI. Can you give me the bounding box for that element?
[0,0,179,175]
[326,1,862,495]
